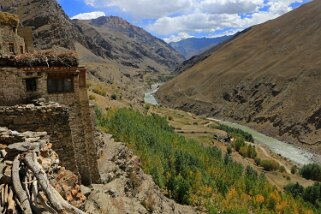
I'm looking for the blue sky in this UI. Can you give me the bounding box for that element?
[58,0,310,43]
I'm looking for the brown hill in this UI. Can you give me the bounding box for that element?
[73,16,183,72]
[157,0,321,153]
[0,0,183,73]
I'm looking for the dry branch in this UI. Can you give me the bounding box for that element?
[24,153,85,214]
[0,129,87,214]
[12,155,32,214]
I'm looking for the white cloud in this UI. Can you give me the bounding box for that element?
[84,0,192,19]
[148,13,241,35]
[71,11,106,20]
[200,0,264,14]
[81,0,309,41]
[164,32,194,43]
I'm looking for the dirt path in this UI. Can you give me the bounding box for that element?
[257,145,291,173]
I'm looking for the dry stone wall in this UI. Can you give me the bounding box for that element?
[0,102,79,176]
[0,67,100,185]
[0,24,26,56]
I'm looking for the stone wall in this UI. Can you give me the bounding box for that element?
[0,67,100,185]
[0,68,45,105]
[0,24,26,55]
[0,103,78,175]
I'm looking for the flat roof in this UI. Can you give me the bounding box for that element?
[0,12,19,27]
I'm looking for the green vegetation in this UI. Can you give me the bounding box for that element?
[260,160,282,172]
[285,182,321,209]
[231,138,257,159]
[97,108,316,213]
[254,158,285,172]
[217,124,254,142]
[300,164,321,181]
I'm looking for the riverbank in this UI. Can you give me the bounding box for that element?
[145,84,321,166]
[207,118,321,166]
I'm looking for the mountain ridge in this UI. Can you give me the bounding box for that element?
[157,0,321,154]
[0,0,183,73]
[169,35,232,60]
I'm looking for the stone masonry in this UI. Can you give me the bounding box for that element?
[0,102,78,176]
[0,67,101,185]
[0,11,100,186]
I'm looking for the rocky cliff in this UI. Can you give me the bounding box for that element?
[157,0,321,154]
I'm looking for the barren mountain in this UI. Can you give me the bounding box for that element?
[157,0,321,154]
[170,35,232,60]
[0,0,183,73]
[73,16,184,72]
[0,0,91,50]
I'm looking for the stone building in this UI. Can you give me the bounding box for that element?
[0,12,99,186]
[0,12,30,56]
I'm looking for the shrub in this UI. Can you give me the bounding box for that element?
[247,145,257,159]
[111,93,117,100]
[92,85,107,96]
[239,145,248,157]
[88,94,96,100]
[303,182,321,208]
[255,157,261,166]
[144,104,151,110]
[233,138,245,152]
[300,164,321,181]
[260,160,280,171]
[227,146,233,154]
[279,166,286,173]
[284,183,304,198]
[285,182,321,209]
[291,165,298,174]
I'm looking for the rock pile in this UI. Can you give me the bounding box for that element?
[0,127,86,214]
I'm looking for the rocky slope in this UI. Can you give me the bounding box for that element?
[170,36,232,60]
[74,17,184,72]
[1,0,183,73]
[85,132,198,214]
[157,0,321,154]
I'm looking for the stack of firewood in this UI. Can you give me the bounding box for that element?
[0,128,86,214]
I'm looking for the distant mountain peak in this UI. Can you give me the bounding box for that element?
[169,35,233,60]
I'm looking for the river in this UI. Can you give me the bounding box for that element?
[144,83,162,106]
[207,118,321,165]
[144,85,321,166]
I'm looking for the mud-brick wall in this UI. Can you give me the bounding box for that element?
[0,104,78,176]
